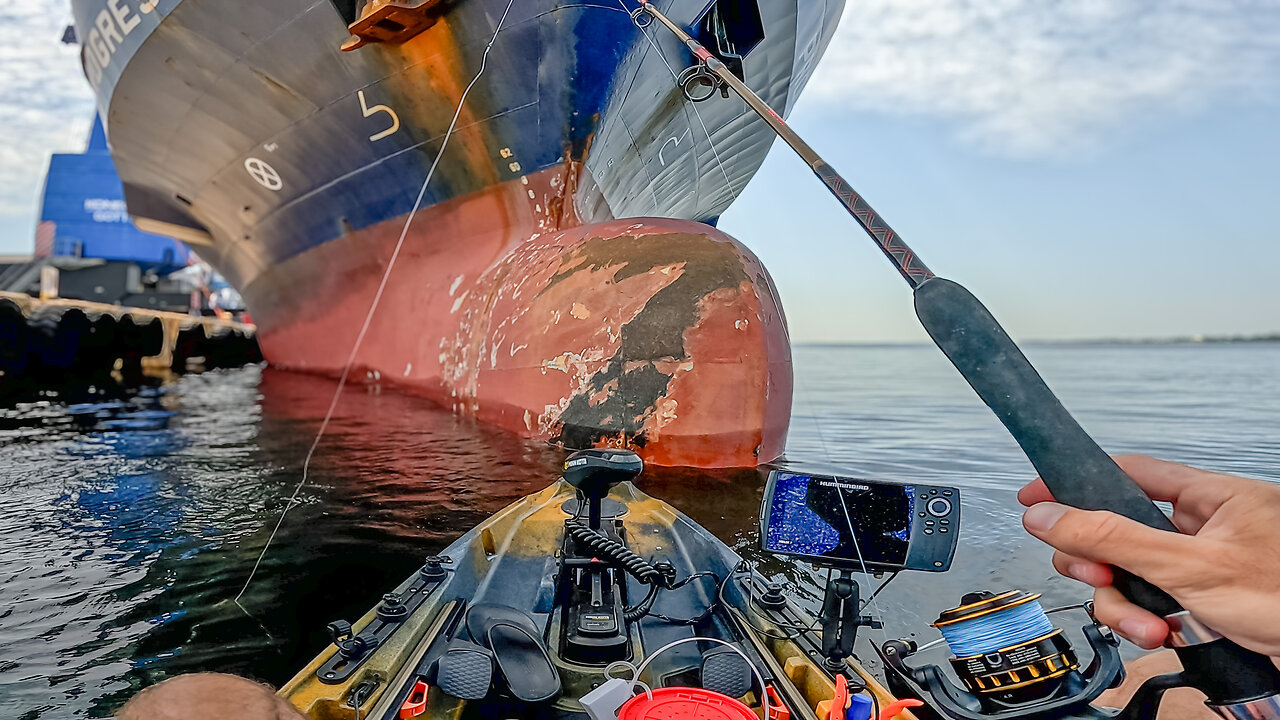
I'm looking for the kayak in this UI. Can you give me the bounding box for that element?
[280,450,918,720]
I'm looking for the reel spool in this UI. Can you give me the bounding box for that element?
[934,591,1078,709]
[880,589,1124,720]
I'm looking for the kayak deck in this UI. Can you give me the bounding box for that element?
[281,481,918,720]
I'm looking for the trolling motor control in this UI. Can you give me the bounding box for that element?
[559,449,646,665]
[563,448,643,530]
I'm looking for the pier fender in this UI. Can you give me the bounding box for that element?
[0,297,30,376]
[116,314,165,370]
[443,218,793,468]
[27,306,92,374]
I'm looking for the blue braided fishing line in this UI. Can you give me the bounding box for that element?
[939,601,1055,657]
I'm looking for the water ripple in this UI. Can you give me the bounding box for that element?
[1,345,1278,716]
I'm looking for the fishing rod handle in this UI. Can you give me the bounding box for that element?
[914,278,1179,609]
[913,277,1280,705]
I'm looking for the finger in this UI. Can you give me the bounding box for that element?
[1090,585,1169,649]
[1018,478,1053,507]
[1115,455,1258,534]
[1017,454,1213,509]
[1110,455,1209,503]
[1115,455,1252,511]
[1022,502,1197,582]
[1020,455,1234,515]
[1051,551,1113,588]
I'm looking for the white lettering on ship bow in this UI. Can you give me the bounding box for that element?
[80,0,158,88]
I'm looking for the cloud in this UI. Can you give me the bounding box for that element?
[1,0,1276,242]
[809,0,1280,157]
[0,0,96,235]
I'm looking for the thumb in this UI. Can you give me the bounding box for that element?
[1022,502,1195,584]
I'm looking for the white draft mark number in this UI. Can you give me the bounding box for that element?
[358,90,400,142]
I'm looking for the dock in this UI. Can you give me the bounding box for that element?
[0,291,261,387]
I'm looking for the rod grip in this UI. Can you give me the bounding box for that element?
[913,277,1179,615]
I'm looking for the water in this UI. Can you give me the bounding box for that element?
[2,343,1278,718]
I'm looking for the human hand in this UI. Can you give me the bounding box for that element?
[1018,455,1280,657]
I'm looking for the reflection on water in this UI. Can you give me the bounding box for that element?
[1,343,1278,717]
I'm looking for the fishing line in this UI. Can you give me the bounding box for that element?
[627,0,876,649]
[793,371,836,464]
[836,488,871,597]
[629,4,906,655]
[835,485,893,648]
[622,0,833,464]
[233,0,519,606]
[619,0,738,204]
[936,599,1055,657]
[864,570,899,610]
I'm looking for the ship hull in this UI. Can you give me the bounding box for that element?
[250,168,793,466]
[71,0,844,466]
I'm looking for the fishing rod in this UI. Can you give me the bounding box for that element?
[631,2,1280,718]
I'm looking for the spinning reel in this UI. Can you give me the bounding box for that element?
[881,590,1126,720]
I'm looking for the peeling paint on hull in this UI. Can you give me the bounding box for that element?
[70,0,849,468]
[249,170,791,468]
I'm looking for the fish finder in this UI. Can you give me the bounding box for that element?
[760,470,960,573]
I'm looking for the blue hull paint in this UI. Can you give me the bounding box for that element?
[69,0,843,291]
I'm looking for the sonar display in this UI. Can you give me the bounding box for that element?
[763,472,915,567]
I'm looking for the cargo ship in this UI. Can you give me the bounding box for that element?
[69,0,844,467]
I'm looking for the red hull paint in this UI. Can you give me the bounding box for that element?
[245,168,792,467]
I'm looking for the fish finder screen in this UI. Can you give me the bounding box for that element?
[764,472,914,568]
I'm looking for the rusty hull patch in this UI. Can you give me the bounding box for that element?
[541,230,751,451]
[436,214,790,467]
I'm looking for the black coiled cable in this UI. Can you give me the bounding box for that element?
[564,515,721,625]
[624,584,660,622]
[564,518,667,586]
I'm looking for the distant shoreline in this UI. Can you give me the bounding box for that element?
[797,334,1280,347]
[1036,334,1280,345]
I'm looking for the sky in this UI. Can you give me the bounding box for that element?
[1,0,1278,342]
